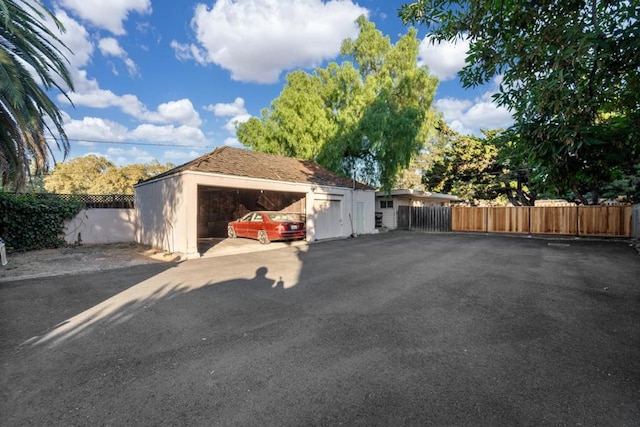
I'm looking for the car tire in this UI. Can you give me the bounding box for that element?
[258,230,270,245]
[228,226,236,238]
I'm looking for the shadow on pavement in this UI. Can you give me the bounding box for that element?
[2,232,640,426]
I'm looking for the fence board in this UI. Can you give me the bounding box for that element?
[487,207,530,233]
[452,207,488,232]
[633,204,640,242]
[530,206,578,235]
[410,206,451,232]
[578,205,632,237]
[451,206,632,237]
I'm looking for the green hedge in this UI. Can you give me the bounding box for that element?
[0,193,84,251]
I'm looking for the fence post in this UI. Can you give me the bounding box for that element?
[633,204,640,244]
[0,238,7,266]
[576,205,580,237]
[485,207,489,233]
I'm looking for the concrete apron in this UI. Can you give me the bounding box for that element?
[197,237,308,258]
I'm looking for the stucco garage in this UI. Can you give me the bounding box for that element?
[134,146,375,258]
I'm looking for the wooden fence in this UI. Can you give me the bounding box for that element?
[633,204,640,242]
[408,206,452,232]
[451,206,633,237]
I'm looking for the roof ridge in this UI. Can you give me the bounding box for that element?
[136,145,372,190]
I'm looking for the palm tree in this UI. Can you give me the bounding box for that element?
[0,0,73,191]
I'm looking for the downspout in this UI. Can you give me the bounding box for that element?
[351,167,356,237]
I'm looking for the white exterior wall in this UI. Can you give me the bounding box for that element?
[135,174,187,255]
[353,188,375,236]
[376,197,417,230]
[377,197,411,229]
[307,186,375,241]
[379,207,396,228]
[136,171,376,256]
[63,209,136,244]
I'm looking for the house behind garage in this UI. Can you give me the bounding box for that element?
[134,146,375,258]
[376,189,459,229]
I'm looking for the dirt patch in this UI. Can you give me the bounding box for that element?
[0,242,178,283]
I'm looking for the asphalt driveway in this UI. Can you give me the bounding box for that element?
[1,232,639,426]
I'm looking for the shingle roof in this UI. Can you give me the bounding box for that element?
[139,146,370,189]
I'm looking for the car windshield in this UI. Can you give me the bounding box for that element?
[267,213,302,222]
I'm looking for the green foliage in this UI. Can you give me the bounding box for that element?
[0,0,74,191]
[601,163,640,204]
[237,15,438,191]
[422,125,502,204]
[44,156,174,195]
[0,192,83,251]
[400,0,640,203]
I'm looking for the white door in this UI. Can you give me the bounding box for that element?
[313,199,342,240]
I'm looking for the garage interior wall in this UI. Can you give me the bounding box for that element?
[197,186,306,238]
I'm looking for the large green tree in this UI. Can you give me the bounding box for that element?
[0,0,74,191]
[422,125,502,203]
[237,16,439,191]
[400,0,640,203]
[44,155,173,195]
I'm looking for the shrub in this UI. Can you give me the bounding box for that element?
[0,193,83,251]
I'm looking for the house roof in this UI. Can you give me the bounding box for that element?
[375,189,459,201]
[138,146,371,189]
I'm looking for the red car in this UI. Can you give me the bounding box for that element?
[227,211,306,244]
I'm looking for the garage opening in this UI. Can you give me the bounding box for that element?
[197,185,306,239]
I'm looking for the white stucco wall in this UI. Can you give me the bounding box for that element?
[376,197,414,230]
[307,186,375,240]
[64,209,136,244]
[135,174,186,255]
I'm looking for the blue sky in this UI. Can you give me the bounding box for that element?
[40,0,513,167]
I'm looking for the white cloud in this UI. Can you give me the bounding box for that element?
[224,114,251,133]
[63,116,129,142]
[60,82,145,114]
[63,115,210,162]
[207,97,247,117]
[98,37,139,76]
[173,0,368,83]
[60,81,202,127]
[163,150,203,162]
[434,98,473,122]
[130,124,209,146]
[123,58,138,76]
[205,97,251,133]
[105,147,155,165]
[435,91,512,136]
[55,10,94,70]
[58,0,152,35]
[157,99,203,127]
[31,9,93,91]
[98,37,125,57]
[170,40,207,64]
[224,137,243,148]
[418,36,469,81]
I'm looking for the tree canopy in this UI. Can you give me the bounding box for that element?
[44,155,173,195]
[0,0,74,191]
[421,124,502,204]
[237,15,439,191]
[400,0,640,204]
